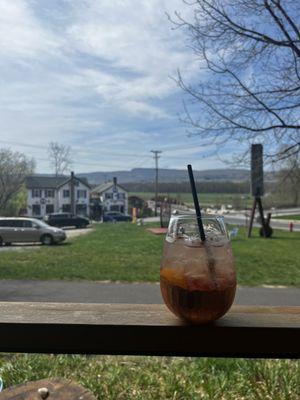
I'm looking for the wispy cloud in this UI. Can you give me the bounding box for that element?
[0,0,225,172]
[0,0,63,59]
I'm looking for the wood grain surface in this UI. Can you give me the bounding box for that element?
[0,302,299,358]
[0,378,96,400]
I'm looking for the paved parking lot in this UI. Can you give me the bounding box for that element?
[0,227,93,251]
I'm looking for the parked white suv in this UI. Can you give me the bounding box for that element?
[0,217,66,246]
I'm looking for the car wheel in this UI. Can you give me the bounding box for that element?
[41,234,54,245]
[0,236,3,246]
[5,242,12,246]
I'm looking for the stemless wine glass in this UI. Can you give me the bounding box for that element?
[160,214,236,324]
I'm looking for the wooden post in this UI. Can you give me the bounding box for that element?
[257,197,267,237]
[247,197,257,238]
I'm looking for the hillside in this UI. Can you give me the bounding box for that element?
[78,168,252,184]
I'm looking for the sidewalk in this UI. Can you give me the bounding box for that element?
[0,280,299,306]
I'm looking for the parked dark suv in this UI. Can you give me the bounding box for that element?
[44,213,90,229]
[103,212,132,222]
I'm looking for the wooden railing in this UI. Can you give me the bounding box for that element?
[0,302,299,358]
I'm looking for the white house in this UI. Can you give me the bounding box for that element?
[25,174,91,218]
[91,177,128,214]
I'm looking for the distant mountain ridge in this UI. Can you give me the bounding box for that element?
[78,168,253,184]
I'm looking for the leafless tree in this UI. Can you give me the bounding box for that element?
[48,142,72,176]
[0,149,35,212]
[275,151,300,205]
[173,0,300,164]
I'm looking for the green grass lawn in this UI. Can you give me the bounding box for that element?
[0,354,298,399]
[273,214,300,220]
[0,223,299,286]
[130,192,251,207]
[1,228,299,399]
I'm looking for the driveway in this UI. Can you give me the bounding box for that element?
[64,226,93,238]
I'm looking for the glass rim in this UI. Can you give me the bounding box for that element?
[170,213,224,220]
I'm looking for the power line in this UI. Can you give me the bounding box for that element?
[0,139,203,167]
[0,140,46,149]
[151,150,162,217]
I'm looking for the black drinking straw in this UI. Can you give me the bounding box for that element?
[187,164,206,242]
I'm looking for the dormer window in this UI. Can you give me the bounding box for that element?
[77,190,87,198]
[45,189,54,198]
[32,189,42,198]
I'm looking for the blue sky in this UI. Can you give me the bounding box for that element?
[0,0,234,173]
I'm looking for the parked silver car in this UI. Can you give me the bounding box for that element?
[0,217,66,246]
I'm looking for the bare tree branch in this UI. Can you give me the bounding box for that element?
[273,0,300,41]
[173,0,300,163]
[48,142,72,176]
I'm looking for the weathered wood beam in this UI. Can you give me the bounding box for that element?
[0,302,299,358]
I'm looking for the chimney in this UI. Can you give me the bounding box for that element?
[113,177,117,186]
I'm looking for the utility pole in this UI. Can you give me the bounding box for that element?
[151,150,162,216]
[70,171,75,215]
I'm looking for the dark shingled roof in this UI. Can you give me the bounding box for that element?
[91,182,128,194]
[25,175,90,189]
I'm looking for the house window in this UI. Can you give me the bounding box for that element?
[32,204,41,216]
[63,190,70,198]
[77,190,87,198]
[105,192,112,199]
[62,204,71,212]
[45,189,54,198]
[46,204,54,214]
[32,189,42,198]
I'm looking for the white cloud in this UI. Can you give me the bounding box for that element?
[62,0,196,118]
[66,0,191,75]
[0,0,215,172]
[0,0,63,60]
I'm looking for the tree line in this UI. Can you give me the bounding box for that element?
[1,144,299,217]
[124,181,251,194]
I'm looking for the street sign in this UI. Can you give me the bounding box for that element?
[251,144,264,197]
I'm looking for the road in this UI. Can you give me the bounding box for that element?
[224,213,300,231]
[0,280,299,306]
[145,211,300,231]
